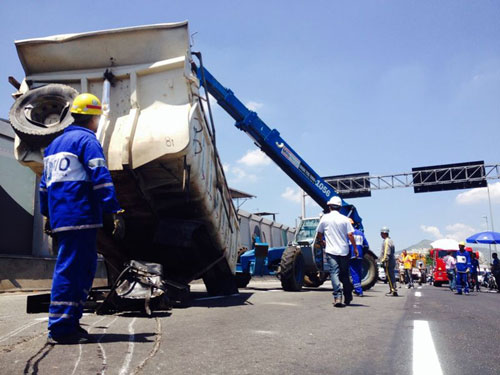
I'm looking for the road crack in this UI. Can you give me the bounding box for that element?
[131,317,163,375]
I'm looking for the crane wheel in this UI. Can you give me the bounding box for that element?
[278,246,304,291]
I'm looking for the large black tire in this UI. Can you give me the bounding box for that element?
[9,84,79,147]
[202,260,238,296]
[433,281,442,287]
[361,252,378,291]
[235,272,251,288]
[303,272,328,288]
[279,246,305,291]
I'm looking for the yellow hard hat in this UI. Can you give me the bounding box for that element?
[70,93,102,115]
[459,241,466,246]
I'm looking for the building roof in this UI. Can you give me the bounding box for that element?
[229,187,255,199]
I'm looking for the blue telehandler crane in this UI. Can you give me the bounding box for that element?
[193,55,378,291]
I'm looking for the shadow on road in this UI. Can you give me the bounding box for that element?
[113,311,172,318]
[190,291,253,308]
[89,332,157,343]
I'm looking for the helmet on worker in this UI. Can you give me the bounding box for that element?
[327,196,342,208]
[459,241,466,249]
[380,226,390,234]
[70,93,103,115]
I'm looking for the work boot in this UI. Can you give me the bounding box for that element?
[47,331,91,345]
[344,294,353,306]
[76,324,89,336]
[333,297,344,307]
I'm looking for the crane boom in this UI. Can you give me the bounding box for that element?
[196,65,363,230]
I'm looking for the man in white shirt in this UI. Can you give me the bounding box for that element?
[315,196,358,307]
[443,251,457,291]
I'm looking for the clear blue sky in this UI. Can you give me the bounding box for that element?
[1,0,499,254]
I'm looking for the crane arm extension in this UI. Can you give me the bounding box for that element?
[196,66,363,230]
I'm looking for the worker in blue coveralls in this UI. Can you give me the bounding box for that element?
[348,220,368,297]
[40,93,123,344]
[455,241,471,295]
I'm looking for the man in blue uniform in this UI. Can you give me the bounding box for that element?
[455,242,471,295]
[349,223,369,297]
[470,252,480,292]
[40,93,122,344]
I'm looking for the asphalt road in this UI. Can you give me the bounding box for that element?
[0,280,498,375]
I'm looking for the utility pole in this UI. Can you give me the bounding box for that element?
[486,183,497,254]
[483,216,492,261]
[301,189,306,219]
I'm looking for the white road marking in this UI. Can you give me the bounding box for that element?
[0,320,41,343]
[70,316,106,375]
[71,342,83,375]
[263,302,299,306]
[413,320,443,375]
[415,291,422,297]
[119,317,137,375]
[418,286,422,289]
[98,316,119,375]
[253,330,277,335]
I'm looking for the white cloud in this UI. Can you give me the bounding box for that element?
[420,225,442,239]
[224,163,257,184]
[237,149,271,167]
[444,223,476,242]
[420,223,477,242]
[281,187,314,206]
[455,182,500,205]
[245,101,263,111]
[282,187,301,203]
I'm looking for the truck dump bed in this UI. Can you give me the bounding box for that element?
[11,22,240,294]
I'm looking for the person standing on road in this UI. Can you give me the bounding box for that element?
[315,196,358,307]
[470,252,480,292]
[455,242,471,295]
[418,261,426,285]
[40,93,123,344]
[443,251,457,291]
[491,253,500,292]
[379,227,398,297]
[397,253,405,286]
[402,250,414,289]
[348,223,369,297]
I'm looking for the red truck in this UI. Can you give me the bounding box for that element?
[430,247,478,287]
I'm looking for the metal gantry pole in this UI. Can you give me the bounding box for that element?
[486,183,497,254]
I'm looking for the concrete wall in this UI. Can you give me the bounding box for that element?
[0,255,108,292]
[237,209,295,250]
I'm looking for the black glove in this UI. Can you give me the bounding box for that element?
[44,219,54,237]
[112,209,125,240]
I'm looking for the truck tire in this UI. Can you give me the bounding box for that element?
[235,272,251,288]
[279,246,304,291]
[9,84,79,147]
[303,272,328,288]
[361,252,378,291]
[433,281,442,287]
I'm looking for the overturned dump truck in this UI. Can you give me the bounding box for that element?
[9,22,240,296]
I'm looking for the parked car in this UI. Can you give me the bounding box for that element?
[377,263,398,283]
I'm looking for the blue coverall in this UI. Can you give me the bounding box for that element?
[455,250,471,294]
[40,125,121,338]
[349,229,368,296]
